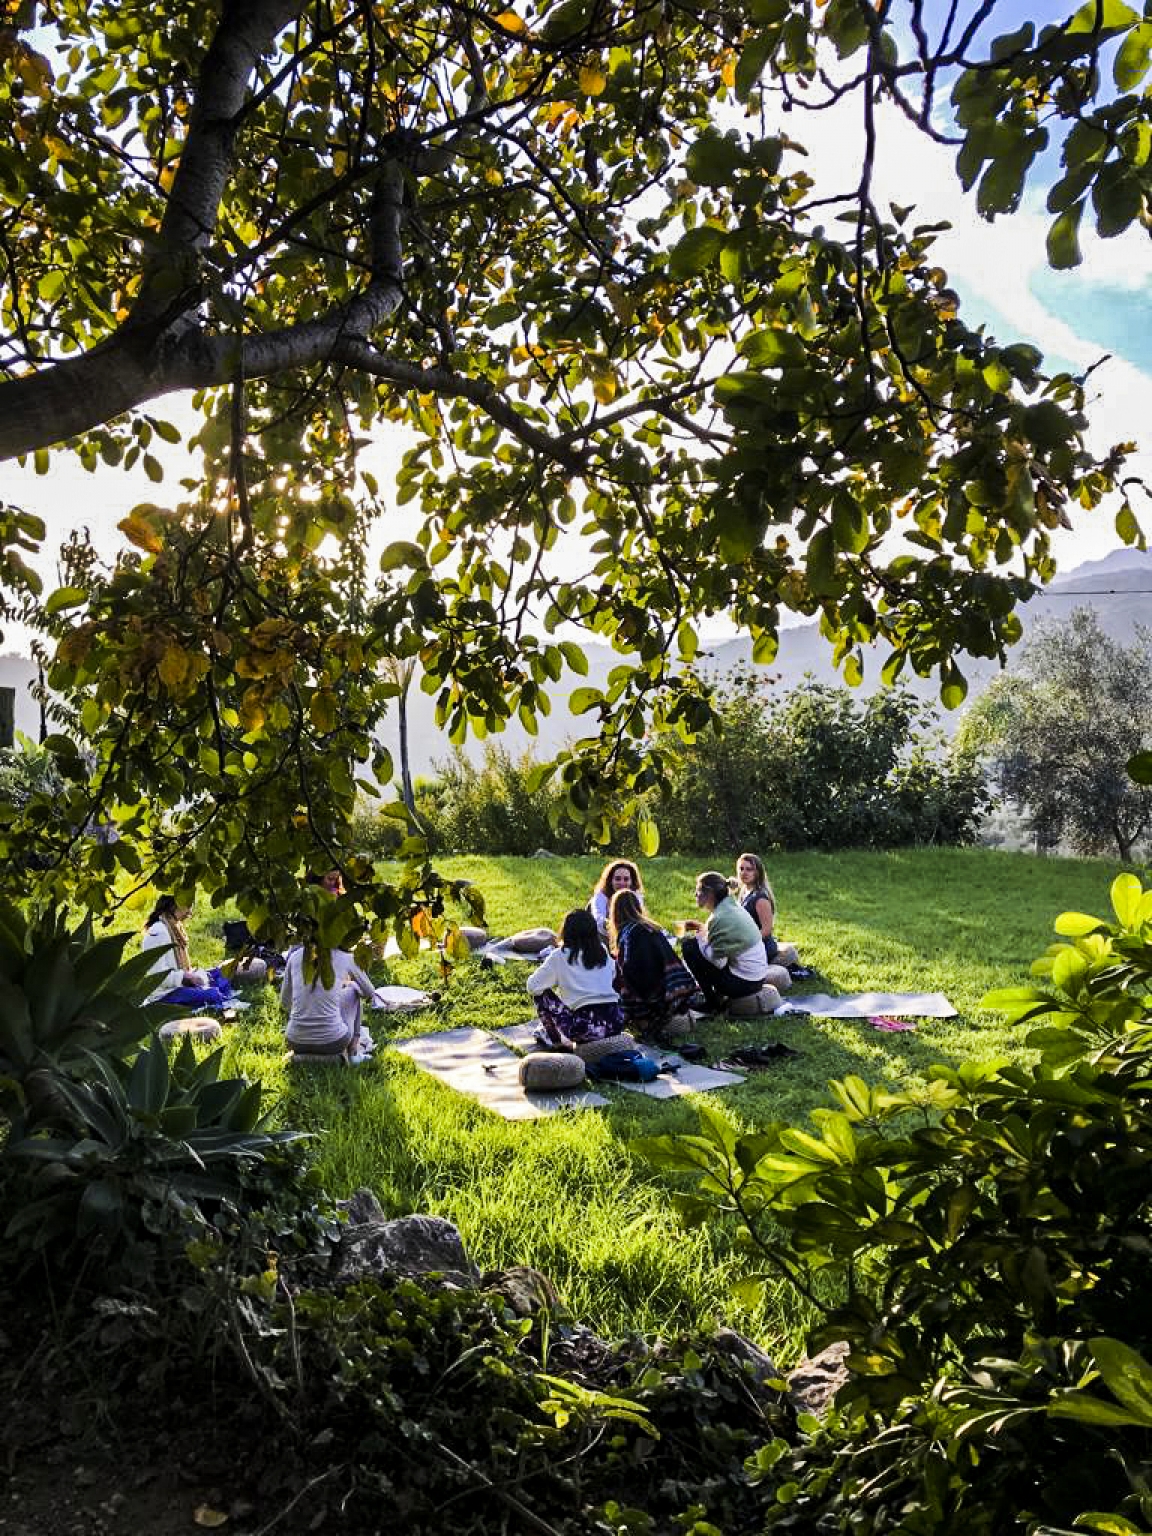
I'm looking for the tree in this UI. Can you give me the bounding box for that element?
[0,0,1145,934]
[961,609,1152,861]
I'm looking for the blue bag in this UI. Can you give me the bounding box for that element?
[586,1049,659,1084]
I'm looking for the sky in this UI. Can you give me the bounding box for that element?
[2,0,1150,652]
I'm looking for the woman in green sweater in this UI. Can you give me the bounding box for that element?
[680,870,770,1011]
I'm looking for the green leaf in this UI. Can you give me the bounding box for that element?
[1053,911,1106,937]
[569,687,603,715]
[44,586,88,615]
[668,226,725,279]
[1047,200,1084,269]
[1088,1337,1152,1424]
[637,812,659,857]
[1111,872,1142,927]
[1127,750,1152,786]
[1067,0,1138,35]
[1115,20,1152,87]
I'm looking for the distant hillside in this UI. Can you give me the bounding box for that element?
[382,550,1152,774]
[3,556,1150,774]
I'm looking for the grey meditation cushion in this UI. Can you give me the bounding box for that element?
[159,1017,223,1042]
[519,1053,587,1089]
[574,1032,637,1064]
[509,927,557,954]
[726,985,782,1018]
[764,963,792,992]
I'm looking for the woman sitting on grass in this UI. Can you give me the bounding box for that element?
[141,895,236,1011]
[280,945,378,1060]
[588,859,645,939]
[735,852,799,968]
[610,889,697,1041]
[527,909,624,1048]
[680,871,770,1013]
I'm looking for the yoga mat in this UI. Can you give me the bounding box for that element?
[781,991,956,1019]
[394,1026,608,1120]
[496,1024,745,1100]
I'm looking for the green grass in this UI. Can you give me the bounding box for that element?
[170,848,1124,1354]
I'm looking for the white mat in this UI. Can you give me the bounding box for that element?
[476,940,542,966]
[394,1027,608,1120]
[782,991,956,1019]
[371,985,436,1012]
[495,1024,745,1100]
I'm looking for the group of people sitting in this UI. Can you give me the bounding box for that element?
[526,853,799,1049]
[140,852,799,1065]
[141,873,375,1061]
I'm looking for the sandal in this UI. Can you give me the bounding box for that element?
[721,1043,801,1070]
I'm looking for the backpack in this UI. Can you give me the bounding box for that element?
[586,1049,659,1084]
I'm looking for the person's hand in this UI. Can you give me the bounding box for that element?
[681,918,703,934]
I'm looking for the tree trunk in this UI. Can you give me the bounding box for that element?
[398,685,416,820]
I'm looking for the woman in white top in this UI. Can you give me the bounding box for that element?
[141,895,235,1010]
[280,946,377,1056]
[527,909,624,1048]
[588,859,645,939]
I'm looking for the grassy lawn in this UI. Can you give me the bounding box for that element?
[168,847,1124,1356]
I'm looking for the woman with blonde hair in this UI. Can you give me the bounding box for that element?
[735,853,799,967]
[588,859,645,938]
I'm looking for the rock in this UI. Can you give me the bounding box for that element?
[343,1187,386,1226]
[713,1327,782,1388]
[331,1213,479,1289]
[787,1341,850,1417]
[483,1266,562,1317]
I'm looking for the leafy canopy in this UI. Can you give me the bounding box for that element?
[0,0,1145,926]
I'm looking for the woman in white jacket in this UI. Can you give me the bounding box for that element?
[527,909,624,1048]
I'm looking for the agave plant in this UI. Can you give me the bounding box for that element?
[0,899,165,1129]
[4,1034,306,1272]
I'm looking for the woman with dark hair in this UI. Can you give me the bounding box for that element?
[610,889,697,1040]
[680,870,770,1012]
[526,908,624,1047]
[141,895,236,1010]
[588,859,645,938]
[734,852,799,967]
[280,944,377,1060]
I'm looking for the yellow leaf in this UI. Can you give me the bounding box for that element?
[118,512,163,554]
[592,367,618,405]
[193,1508,228,1529]
[579,63,607,95]
[158,646,189,689]
[159,159,179,192]
[720,57,736,88]
[495,9,526,31]
[238,689,265,732]
[310,690,337,733]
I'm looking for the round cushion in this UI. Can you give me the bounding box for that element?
[233,956,268,984]
[660,1013,694,1040]
[509,927,558,954]
[459,925,489,950]
[159,1016,223,1042]
[764,964,792,993]
[726,985,782,1018]
[574,1031,637,1064]
[519,1053,586,1089]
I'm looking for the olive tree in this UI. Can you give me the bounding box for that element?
[962,609,1152,861]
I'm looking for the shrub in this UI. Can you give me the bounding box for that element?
[635,871,1152,1532]
[426,746,587,855]
[654,674,989,852]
